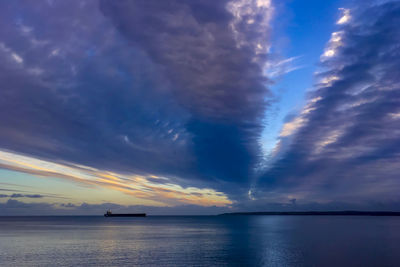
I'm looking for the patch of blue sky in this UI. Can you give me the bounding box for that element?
[261,0,344,155]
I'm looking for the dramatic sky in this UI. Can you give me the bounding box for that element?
[1,0,400,215]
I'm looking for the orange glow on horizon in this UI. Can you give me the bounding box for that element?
[0,150,232,207]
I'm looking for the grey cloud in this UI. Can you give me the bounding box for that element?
[0,193,44,198]
[0,188,26,192]
[256,0,400,206]
[99,0,272,185]
[0,0,272,201]
[0,187,68,199]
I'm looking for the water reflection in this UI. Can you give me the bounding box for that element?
[0,216,400,266]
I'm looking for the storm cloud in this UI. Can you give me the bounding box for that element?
[0,0,272,200]
[1,0,400,212]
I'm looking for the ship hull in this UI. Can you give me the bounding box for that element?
[104,213,146,217]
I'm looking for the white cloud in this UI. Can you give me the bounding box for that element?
[265,55,304,77]
[321,31,345,61]
[337,8,351,24]
[227,0,273,59]
[11,52,23,64]
[389,112,400,119]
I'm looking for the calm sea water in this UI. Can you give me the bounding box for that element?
[0,216,399,266]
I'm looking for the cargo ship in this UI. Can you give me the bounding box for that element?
[104,210,146,217]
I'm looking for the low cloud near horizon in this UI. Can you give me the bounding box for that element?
[3,198,400,216]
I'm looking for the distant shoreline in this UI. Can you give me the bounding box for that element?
[219,211,400,216]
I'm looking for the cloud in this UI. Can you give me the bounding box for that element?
[256,0,400,206]
[0,150,232,207]
[0,0,273,203]
[265,56,305,78]
[0,188,22,192]
[337,8,351,25]
[99,0,272,184]
[11,193,43,198]
[0,185,68,199]
[0,193,44,198]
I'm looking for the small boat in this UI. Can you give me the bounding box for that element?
[104,210,146,217]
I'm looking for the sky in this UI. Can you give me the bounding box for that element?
[1,0,400,215]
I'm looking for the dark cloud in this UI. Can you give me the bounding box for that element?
[0,0,191,180]
[0,0,271,199]
[99,0,271,184]
[0,193,44,198]
[0,187,68,199]
[256,1,400,206]
[4,0,399,212]
[14,193,43,198]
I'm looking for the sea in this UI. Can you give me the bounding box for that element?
[0,215,399,266]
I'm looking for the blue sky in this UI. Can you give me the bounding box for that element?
[1,0,400,215]
[262,0,342,153]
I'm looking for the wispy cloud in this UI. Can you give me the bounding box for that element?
[0,150,232,207]
[266,55,305,78]
[0,193,44,199]
[256,0,400,206]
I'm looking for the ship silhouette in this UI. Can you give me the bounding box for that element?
[104,210,146,217]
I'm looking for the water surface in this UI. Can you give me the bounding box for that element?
[0,216,399,266]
